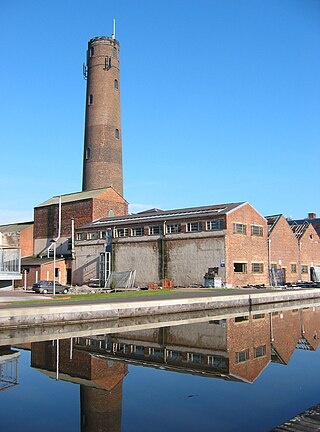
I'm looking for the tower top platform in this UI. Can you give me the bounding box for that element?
[89,36,120,46]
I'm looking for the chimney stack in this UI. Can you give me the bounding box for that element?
[308,213,317,219]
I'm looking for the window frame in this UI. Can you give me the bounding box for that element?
[236,349,249,364]
[206,219,224,231]
[234,262,247,273]
[233,223,247,235]
[252,263,264,273]
[186,222,202,232]
[251,225,263,236]
[166,224,181,234]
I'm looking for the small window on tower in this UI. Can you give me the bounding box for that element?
[113,47,117,58]
[86,147,91,160]
[90,46,94,57]
[115,129,120,139]
[89,94,93,105]
[114,79,118,90]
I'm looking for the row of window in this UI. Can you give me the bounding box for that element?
[233,223,264,236]
[234,262,264,273]
[271,263,310,274]
[236,345,266,363]
[235,314,265,323]
[77,219,226,240]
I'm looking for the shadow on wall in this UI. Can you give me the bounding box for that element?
[72,256,100,286]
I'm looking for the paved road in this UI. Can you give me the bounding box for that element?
[0,286,281,309]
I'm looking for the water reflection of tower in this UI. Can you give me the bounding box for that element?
[30,339,128,432]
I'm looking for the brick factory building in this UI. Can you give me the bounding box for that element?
[73,201,269,288]
[266,214,320,284]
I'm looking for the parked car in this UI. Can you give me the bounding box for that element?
[32,281,69,294]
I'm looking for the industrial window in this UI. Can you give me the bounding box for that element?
[291,263,297,273]
[253,313,265,319]
[252,263,264,273]
[236,349,249,364]
[251,225,263,236]
[301,265,308,274]
[76,233,84,241]
[166,350,182,362]
[116,228,128,238]
[235,316,249,323]
[100,231,107,239]
[90,46,94,57]
[234,262,247,273]
[186,222,202,232]
[254,345,266,359]
[166,224,181,234]
[187,353,205,365]
[87,232,97,240]
[207,355,227,368]
[85,147,91,160]
[149,225,163,235]
[114,79,118,89]
[89,94,93,105]
[131,227,144,237]
[115,129,120,139]
[206,219,224,231]
[233,223,247,234]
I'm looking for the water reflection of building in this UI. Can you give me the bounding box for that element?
[23,306,320,431]
[0,346,20,392]
[30,339,127,431]
[75,306,320,384]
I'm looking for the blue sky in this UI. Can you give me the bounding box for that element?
[1,0,319,224]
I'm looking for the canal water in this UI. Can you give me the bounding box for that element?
[1,304,320,431]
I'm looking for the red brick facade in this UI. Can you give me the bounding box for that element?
[19,224,34,257]
[34,188,128,240]
[299,224,320,281]
[268,215,299,283]
[226,204,268,286]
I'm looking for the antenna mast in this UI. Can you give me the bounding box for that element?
[112,18,116,39]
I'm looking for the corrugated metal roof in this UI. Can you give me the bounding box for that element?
[0,222,33,233]
[81,202,245,229]
[35,187,113,208]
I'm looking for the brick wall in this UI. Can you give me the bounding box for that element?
[271,310,301,364]
[17,259,67,287]
[19,224,34,257]
[226,203,268,286]
[299,225,320,281]
[227,314,271,382]
[269,216,299,283]
[34,190,127,242]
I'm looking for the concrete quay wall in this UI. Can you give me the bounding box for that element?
[1,289,320,329]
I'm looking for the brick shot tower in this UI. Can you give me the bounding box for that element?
[82,23,123,197]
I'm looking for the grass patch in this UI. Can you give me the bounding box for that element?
[6,288,182,306]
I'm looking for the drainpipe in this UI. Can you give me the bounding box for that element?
[51,196,62,296]
[71,218,75,260]
[268,239,271,286]
[298,240,302,281]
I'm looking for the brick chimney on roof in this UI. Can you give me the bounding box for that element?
[308,213,317,219]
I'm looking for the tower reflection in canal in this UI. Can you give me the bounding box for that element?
[24,305,320,430]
